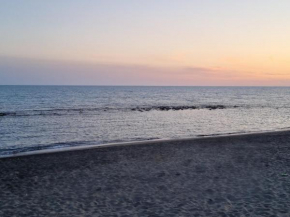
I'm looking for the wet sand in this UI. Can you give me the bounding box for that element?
[1,131,290,217]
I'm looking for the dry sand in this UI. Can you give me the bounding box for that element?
[1,131,290,216]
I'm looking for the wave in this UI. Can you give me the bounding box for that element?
[0,137,160,157]
[2,129,290,158]
[0,141,96,156]
[0,104,241,117]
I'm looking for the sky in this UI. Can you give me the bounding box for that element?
[0,0,290,85]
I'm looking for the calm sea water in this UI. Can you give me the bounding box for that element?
[1,86,290,156]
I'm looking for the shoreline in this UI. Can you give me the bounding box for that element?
[1,129,290,216]
[1,128,290,159]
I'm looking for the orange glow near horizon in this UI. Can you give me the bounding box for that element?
[1,1,290,85]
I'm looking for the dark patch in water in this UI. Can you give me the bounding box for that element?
[132,105,235,112]
[133,106,198,111]
[0,104,239,117]
[0,112,16,117]
[204,105,226,110]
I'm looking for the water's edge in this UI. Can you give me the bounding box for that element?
[2,128,289,159]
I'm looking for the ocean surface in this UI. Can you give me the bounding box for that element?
[1,86,290,156]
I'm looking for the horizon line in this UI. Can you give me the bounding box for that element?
[0,85,290,87]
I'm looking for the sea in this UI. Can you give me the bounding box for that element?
[1,86,290,156]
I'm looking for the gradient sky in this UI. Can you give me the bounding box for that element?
[1,0,290,85]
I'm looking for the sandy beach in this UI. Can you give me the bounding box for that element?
[1,131,290,216]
